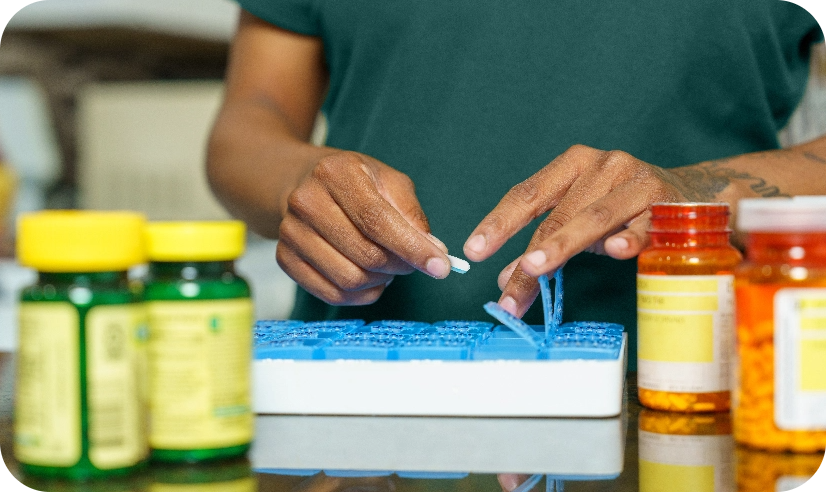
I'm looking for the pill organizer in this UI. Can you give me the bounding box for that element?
[250,405,627,478]
[253,272,628,417]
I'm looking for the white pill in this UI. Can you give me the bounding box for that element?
[447,255,470,274]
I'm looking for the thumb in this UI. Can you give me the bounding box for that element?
[603,214,651,260]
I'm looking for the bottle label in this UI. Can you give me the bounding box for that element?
[14,302,82,466]
[638,430,734,492]
[774,289,826,430]
[637,274,735,393]
[147,298,254,450]
[86,303,149,469]
[149,477,256,492]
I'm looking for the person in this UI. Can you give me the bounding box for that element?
[206,1,826,368]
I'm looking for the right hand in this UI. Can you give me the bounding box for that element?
[276,151,451,306]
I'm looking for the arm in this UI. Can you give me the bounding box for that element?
[463,136,826,317]
[207,11,451,306]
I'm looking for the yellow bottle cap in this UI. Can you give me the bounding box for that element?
[145,221,246,262]
[17,210,147,272]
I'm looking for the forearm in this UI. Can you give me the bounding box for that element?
[667,135,826,240]
[207,97,337,239]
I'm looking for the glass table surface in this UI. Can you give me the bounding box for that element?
[1,352,823,492]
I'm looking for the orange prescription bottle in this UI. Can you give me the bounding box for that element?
[637,203,742,412]
[733,197,826,452]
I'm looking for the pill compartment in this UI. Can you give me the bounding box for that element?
[547,332,623,360]
[367,320,430,332]
[396,338,474,360]
[432,320,494,333]
[255,338,331,360]
[558,321,625,337]
[254,320,305,342]
[472,338,545,360]
[490,325,545,338]
[323,337,399,360]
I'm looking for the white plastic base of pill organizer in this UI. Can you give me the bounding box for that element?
[251,407,627,477]
[253,334,626,417]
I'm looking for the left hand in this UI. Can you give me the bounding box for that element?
[463,144,697,317]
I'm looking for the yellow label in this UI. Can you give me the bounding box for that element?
[14,303,81,467]
[150,477,256,492]
[639,460,714,492]
[86,304,148,469]
[638,294,718,311]
[798,298,826,310]
[800,340,826,391]
[774,288,826,429]
[638,312,714,362]
[147,299,253,450]
[637,277,718,293]
[800,316,826,331]
[637,274,734,393]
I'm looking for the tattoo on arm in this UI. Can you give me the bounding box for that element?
[804,152,826,165]
[668,158,790,201]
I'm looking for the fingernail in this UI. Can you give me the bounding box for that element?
[427,233,449,253]
[524,250,547,269]
[426,257,450,278]
[499,296,518,315]
[465,234,487,255]
[609,237,629,251]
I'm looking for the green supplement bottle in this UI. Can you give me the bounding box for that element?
[144,221,254,462]
[15,210,149,480]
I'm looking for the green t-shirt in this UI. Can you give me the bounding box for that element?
[236,0,822,367]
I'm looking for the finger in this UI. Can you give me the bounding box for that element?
[426,233,449,254]
[497,256,521,291]
[498,474,532,492]
[316,153,451,278]
[376,165,433,234]
[287,180,415,275]
[464,145,604,262]
[603,213,652,260]
[279,215,396,291]
[276,241,386,306]
[520,180,665,276]
[498,264,540,318]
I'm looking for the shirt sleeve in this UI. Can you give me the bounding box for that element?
[235,0,320,36]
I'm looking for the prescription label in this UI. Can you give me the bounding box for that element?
[14,302,82,467]
[774,289,826,430]
[150,477,256,492]
[86,304,148,469]
[147,299,253,449]
[637,274,734,393]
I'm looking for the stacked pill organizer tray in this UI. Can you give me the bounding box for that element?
[253,272,628,417]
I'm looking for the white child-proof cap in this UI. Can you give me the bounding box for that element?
[737,196,826,232]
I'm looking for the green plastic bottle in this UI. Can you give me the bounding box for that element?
[15,210,149,480]
[144,221,254,462]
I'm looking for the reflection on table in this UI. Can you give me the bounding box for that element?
[251,410,626,478]
[639,409,735,492]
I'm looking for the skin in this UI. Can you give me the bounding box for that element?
[464,141,826,317]
[208,10,826,315]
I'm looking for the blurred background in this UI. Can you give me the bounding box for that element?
[0,0,299,352]
[0,0,824,353]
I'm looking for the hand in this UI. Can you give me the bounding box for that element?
[277,151,451,306]
[464,144,695,317]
